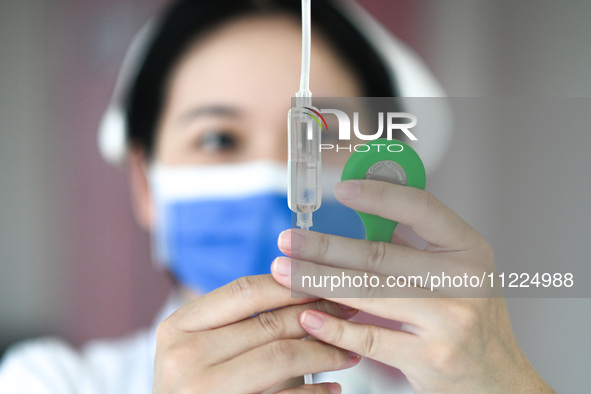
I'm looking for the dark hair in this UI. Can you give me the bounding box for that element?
[126,0,396,158]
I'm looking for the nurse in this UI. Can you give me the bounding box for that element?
[0,0,554,393]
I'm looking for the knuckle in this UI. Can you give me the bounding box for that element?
[312,299,326,311]
[359,281,379,299]
[155,334,210,393]
[373,182,390,209]
[162,337,208,377]
[419,190,439,211]
[160,343,192,377]
[361,325,381,358]
[257,310,285,338]
[316,233,331,260]
[447,302,480,335]
[374,179,388,199]
[269,340,297,365]
[328,318,346,345]
[465,230,490,251]
[155,315,177,345]
[463,235,496,276]
[426,341,459,373]
[476,237,494,262]
[366,241,388,273]
[155,321,169,344]
[414,190,439,223]
[230,276,256,301]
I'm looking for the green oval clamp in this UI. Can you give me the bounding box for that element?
[341,138,426,243]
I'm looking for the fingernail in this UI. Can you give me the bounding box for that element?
[327,382,342,394]
[338,303,356,312]
[272,257,291,277]
[301,310,324,331]
[338,304,359,318]
[342,351,362,368]
[334,181,360,200]
[347,351,361,359]
[278,229,303,252]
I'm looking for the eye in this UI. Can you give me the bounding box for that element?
[197,130,239,153]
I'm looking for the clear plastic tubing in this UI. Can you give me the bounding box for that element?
[288,0,321,232]
[287,0,317,386]
[287,105,321,230]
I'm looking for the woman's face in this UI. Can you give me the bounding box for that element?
[153,13,363,166]
[130,13,363,230]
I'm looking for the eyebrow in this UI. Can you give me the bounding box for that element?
[179,104,243,124]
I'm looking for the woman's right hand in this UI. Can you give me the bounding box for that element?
[152,274,360,394]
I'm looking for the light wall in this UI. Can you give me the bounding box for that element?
[418,1,591,391]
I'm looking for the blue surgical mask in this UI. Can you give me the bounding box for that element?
[149,161,364,294]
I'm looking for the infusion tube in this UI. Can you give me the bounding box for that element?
[288,107,321,230]
[287,0,318,386]
[288,0,321,231]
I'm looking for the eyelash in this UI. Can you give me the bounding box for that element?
[196,129,240,153]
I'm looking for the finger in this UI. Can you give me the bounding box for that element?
[299,310,418,369]
[272,256,437,327]
[208,340,360,394]
[168,275,317,332]
[278,229,447,278]
[391,231,418,249]
[277,382,342,394]
[334,180,481,251]
[280,257,435,298]
[278,230,490,297]
[202,300,358,362]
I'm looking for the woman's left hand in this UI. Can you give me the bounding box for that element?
[271,179,554,393]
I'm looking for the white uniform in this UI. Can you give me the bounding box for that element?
[0,293,412,393]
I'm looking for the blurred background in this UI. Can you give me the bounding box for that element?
[0,0,589,391]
